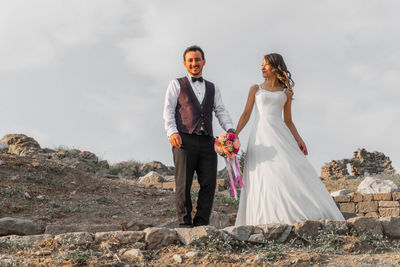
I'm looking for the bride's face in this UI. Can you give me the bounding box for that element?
[261,59,276,79]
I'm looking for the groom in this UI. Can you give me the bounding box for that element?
[163,45,235,227]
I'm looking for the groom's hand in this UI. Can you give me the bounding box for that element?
[170,133,182,148]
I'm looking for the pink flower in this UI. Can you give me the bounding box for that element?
[233,138,241,149]
[226,140,232,146]
[228,133,235,140]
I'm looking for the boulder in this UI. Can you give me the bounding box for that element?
[380,217,400,238]
[122,249,143,259]
[0,142,8,153]
[209,211,231,229]
[95,231,144,244]
[258,223,290,240]
[0,134,41,156]
[176,226,216,245]
[294,220,322,238]
[54,232,94,245]
[331,189,353,197]
[347,217,383,237]
[45,224,122,235]
[138,171,165,187]
[321,220,350,234]
[0,217,44,236]
[357,176,398,194]
[223,225,255,241]
[143,227,177,249]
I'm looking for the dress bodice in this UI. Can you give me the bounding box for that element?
[255,86,287,119]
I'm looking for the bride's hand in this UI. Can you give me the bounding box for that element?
[297,139,308,155]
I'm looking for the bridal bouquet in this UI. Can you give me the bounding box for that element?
[214,132,244,199]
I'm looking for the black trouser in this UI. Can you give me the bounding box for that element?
[172,133,217,225]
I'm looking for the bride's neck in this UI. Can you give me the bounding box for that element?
[264,76,281,89]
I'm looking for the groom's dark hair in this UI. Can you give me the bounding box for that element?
[183,45,205,61]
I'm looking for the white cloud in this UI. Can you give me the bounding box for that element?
[0,0,144,72]
[1,1,399,172]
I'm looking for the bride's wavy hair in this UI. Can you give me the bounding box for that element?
[264,53,295,91]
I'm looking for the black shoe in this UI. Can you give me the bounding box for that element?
[193,218,208,227]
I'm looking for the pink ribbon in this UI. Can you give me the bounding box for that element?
[234,157,244,188]
[225,157,244,198]
[225,158,236,197]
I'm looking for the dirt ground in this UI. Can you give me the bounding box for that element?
[2,152,400,266]
[0,153,238,229]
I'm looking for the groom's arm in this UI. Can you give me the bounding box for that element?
[214,86,235,132]
[163,80,180,138]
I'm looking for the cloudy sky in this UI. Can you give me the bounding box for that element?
[1,0,399,172]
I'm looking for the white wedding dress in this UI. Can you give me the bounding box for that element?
[235,86,344,226]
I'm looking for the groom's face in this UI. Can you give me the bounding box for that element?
[184,50,205,77]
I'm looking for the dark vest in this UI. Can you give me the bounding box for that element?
[175,76,215,136]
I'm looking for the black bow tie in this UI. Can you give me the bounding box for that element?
[191,76,204,83]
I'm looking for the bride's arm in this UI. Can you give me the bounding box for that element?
[283,89,308,155]
[235,85,258,136]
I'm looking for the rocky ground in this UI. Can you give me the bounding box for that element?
[1,134,400,266]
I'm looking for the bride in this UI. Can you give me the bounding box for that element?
[235,53,344,226]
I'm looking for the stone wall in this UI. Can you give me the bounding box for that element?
[321,148,395,179]
[333,192,400,218]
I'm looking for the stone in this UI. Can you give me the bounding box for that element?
[100,242,112,249]
[223,225,254,241]
[138,171,165,187]
[321,220,350,234]
[258,224,289,240]
[380,217,400,238]
[0,217,44,236]
[339,202,356,213]
[331,189,353,197]
[95,231,144,244]
[186,251,199,257]
[357,176,398,194]
[365,212,379,218]
[392,192,400,201]
[379,208,400,217]
[173,254,182,264]
[134,241,146,249]
[347,217,383,237]
[363,194,374,201]
[0,142,8,152]
[45,224,122,235]
[54,232,94,245]
[0,134,41,156]
[278,225,293,242]
[379,201,400,208]
[143,227,177,249]
[34,250,52,256]
[162,181,175,191]
[209,211,231,229]
[248,233,265,243]
[294,220,322,238]
[3,234,53,246]
[349,192,363,202]
[176,226,216,245]
[333,195,351,202]
[216,178,229,191]
[373,193,392,201]
[0,159,4,165]
[123,249,143,259]
[357,201,378,213]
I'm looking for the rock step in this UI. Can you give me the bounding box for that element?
[2,217,400,251]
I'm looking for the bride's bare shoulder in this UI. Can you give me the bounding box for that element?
[249,84,259,94]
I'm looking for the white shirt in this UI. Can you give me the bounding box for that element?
[163,74,234,137]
